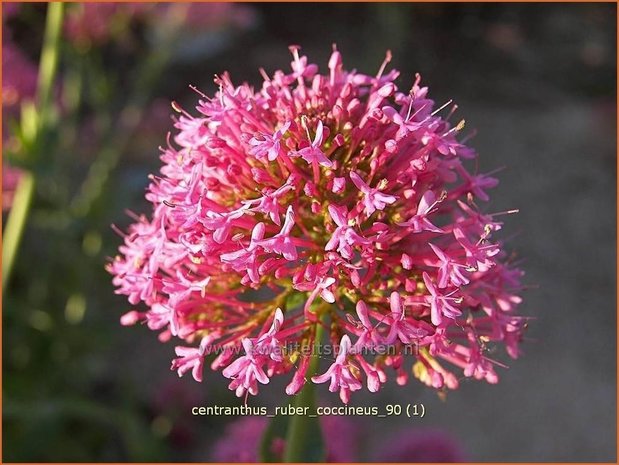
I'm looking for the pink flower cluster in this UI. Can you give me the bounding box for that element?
[109,46,527,403]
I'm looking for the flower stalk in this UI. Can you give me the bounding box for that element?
[283,313,326,462]
[3,2,63,292]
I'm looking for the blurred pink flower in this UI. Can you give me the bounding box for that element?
[149,380,204,447]
[64,2,255,46]
[210,415,359,462]
[2,38,37,211]
[64,3,151,45]
[372,428,465,462]
[2,2,20,22]
[2,40,37,116]
[210,417,267,462]
[2,164,23,211]
[154,3,256,31]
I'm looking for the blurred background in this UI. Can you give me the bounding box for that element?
[2,2,616,462]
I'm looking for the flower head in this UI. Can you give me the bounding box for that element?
[109,46,527,403]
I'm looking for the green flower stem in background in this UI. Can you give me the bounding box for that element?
[2,2,63,292]
[25,5,190,230]
[282,316,326,463]
[69,5,188,218]
[36,3,64,125]
[2,173,35,291]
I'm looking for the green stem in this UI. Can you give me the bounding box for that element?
[283,316,326,462]
[2,173,35,291]
[36,2,64,128]
[2,2,63,292]
[69,6,185,218]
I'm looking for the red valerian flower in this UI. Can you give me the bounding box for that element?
[109,46,527,403]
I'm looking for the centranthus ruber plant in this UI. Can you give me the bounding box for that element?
[109,45,526,404]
